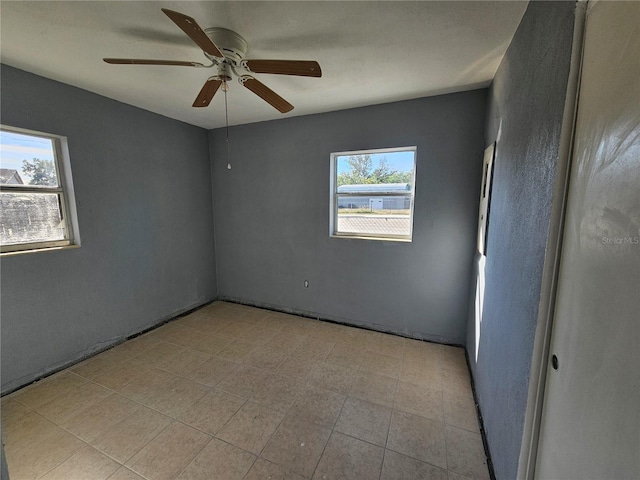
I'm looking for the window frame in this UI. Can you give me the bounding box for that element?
[1,125,80,255]
[329,146,417,242]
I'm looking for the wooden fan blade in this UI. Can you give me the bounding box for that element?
[161,9,224,58]
[193,78,223,107]
[104,58,205,67]
[242,60,322,77]
[240,76,294,113]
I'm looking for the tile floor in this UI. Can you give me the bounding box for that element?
[1,301,490,480]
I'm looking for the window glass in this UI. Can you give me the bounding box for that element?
[0,131,59,187]
[0,192,65,245]
[331,147,416,241]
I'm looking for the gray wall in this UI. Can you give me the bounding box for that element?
[1,443,8,480]
[210,90,486,344]
[0,65,217,393]
[465,2,576,479]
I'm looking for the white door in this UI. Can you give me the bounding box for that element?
[535,1,640,478]
[369,198,383,210]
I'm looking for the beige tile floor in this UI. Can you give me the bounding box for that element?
[1,301,490,480]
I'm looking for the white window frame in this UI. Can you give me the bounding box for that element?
[330,146,417,242]
[1,125,80,255]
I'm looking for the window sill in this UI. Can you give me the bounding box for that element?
[1,244,80,257]
[331,234,412,243]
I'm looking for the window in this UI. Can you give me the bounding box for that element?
[330,147,417,241]
[1,125,79,254]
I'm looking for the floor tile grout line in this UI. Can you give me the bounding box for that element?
[444,410,451,475]
[330,428,389,452]
[384,378,400,450]
[30,437,90,480]
[379,448,388,480]
[104,465,147,480]
[250,368,322,478]
[179,391,248,439]
[239,454,260,480]
[385,444,450,474]
[74,405,168,467]
[255,399,294,459]
[308,424,333,479]
[168,434,218,480]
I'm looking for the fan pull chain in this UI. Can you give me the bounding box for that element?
[224,82,231,169]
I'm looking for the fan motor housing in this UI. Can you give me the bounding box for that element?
[204,27,248,65]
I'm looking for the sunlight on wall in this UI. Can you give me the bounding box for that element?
[474,254,487,362]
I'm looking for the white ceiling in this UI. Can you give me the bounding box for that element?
[0,1,527,129]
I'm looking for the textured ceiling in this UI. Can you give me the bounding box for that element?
[0,1,527,129]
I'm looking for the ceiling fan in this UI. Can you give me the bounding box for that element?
[103,8,322,113]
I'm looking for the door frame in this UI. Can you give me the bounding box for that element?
[516,1,588,478]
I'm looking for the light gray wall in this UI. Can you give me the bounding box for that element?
[0,65,217,393]
[465,2,576,479]
[210,90,487,344]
